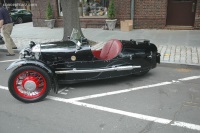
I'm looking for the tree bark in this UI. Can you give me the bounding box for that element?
[61,0,84,41]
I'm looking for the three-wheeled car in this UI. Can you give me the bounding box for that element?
[6,29,160,103]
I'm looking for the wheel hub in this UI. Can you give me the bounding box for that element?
[24,81,37,92]
[22,77,39,92]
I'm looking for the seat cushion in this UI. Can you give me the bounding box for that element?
[100,39,122,60]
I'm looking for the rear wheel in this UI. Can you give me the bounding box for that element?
[8,66,51,103]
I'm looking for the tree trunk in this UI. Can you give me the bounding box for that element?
[61,0,84,41]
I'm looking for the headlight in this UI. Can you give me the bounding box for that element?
[32,44,41,52]
[19,48,32,59]
[19,49,25,59]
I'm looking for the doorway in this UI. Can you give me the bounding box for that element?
[166,0,197,26]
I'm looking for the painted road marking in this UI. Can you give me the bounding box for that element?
[58,87,74,95]
[69,82,172,101]
[179,76,200,81]
[60,92,68,95]
[47,96,200,131]
[0,59,19,63]
[67,75,200,101]
[0,85,8,90]
[58,88,68,95]
[1,75,200,131]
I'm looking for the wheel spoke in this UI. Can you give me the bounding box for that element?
[14,70,46,99]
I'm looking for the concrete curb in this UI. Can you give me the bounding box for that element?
[159,62,200,68]
[0,48,20,53]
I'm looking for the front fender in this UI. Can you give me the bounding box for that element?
[6,59,59,93]
[6,59,52,72]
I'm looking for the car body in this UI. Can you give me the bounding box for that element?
[6,29,160,103]
[10,9,32,24]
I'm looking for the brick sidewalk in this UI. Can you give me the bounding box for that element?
[158,45,199,65]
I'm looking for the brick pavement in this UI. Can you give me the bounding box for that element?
[158,45,199,65]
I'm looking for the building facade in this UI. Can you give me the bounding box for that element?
[29,0,200,29]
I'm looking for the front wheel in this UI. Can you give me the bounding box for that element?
[8,66,51,103]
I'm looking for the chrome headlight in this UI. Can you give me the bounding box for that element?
[19,49,25,59]
[32,44,41,52]
[19,48,32,59]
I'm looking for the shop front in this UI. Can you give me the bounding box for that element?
[30,0,131,28]
[30,0,200,29]
[57,0,110,28]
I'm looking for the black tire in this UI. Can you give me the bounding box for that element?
[133,70,149,76]
[8,66,51,103]
[16,17,23,24]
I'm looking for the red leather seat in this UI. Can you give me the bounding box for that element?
[92,39,122,60]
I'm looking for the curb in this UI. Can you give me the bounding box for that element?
[0,48,20,53]
[159,62,200,69]
[161,61,200,67]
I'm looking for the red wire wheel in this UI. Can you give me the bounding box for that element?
[8,66,51,103]
[14,70,46,99]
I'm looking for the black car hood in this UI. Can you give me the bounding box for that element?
[34,41,77,53]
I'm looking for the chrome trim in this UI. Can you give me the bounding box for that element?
[55,66,141,74]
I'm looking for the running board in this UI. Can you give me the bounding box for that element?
[55,66,141,74]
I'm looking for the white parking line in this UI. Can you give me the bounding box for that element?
[48,96,200,131]
[58,87,70,95]
[69,82,172,101]
[0,59,18,63]
[58,88,67,94]
[67,75,200,101]
[0,85,8,90]
[1,75,200,131]
[179,76,200,81]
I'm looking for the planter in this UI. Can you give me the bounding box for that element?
[105,19,117,30]
[45,19,56,29]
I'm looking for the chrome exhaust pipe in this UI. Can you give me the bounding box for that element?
[55,66,141,74]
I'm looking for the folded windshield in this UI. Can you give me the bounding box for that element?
[70,28,82,43]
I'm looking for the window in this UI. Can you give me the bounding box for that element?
[23,10,31,14]
[81,0,109,17]
[57,0,109,17]
[58,0,63,16]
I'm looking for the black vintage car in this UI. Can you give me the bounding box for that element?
[6,29,160,103]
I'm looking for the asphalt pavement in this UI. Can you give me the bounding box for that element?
[0,22,200,66]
